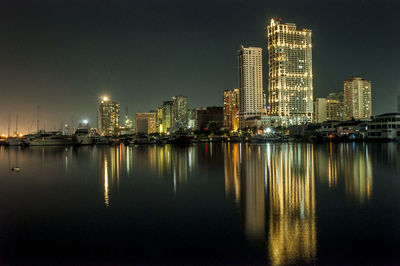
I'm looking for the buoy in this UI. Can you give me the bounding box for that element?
[11,167,21,172]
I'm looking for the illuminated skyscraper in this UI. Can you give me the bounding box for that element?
[223,88,240,131]
[98,97,120,135]
[267,19,313,125]
[238,46,264,128]
[172,95,188,130]
[343,77,372,120]
[161,101,174,133]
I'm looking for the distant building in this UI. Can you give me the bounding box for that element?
[367,113,400,140]
[196,107,223,131]
[156,107,163,133]
[327,91,344,121]
[194,107,206,130]
[398,96,400,112]
[173,95,188,130]
[223,88,240,131]
[135,112,156,134]
[187,108,196,130]
[160,101,174,133]
[313,98,327,123]
[267,19,313,125]
[98,97,120,135]
[238,46,264,128]
[344,77,372,120]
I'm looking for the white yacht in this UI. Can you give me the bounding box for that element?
[72,127,94,145]
[24,131,72,146]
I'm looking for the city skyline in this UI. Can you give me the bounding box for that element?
[0,0,399,134]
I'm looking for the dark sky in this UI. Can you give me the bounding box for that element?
[1,0,399,133]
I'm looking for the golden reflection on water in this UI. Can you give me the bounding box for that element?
[241,144,266,244]
[268,144,316,266]
[328,142,338,188]
[224,143,317,265]
[341,144,373,204]
[224,143,241,204]
[101,145,123,207]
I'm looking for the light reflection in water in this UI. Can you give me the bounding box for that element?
[341,143,373,203]
[241,144,265,244]
[267,144,316,266]
[224,143,317,265]
[224,143,241,204]
[101,145,123,207]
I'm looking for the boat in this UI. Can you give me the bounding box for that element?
[72,127,94,145]
[24,131,72,146]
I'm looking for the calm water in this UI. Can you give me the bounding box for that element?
[0,143,399,264]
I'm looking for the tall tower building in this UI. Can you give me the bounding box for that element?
[343,77,372,120]
[238,46,264,128]
[223,88,240,131]
[98,96,120,135]
[173,95,188,130]
[160,101,174,133]
[267,19,313,125]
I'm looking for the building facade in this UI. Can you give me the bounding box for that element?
[327,91,344,121]
[223,88,240,131]
[196,107,223,131]
[397,96,400,112]
[238,46,264,128]
[267,19,313,125]
[156,101,174,134]
[98,97,120,135]
[135,112,156,134]
[344,77,372,120]
[172,95,188,130]
[313,98,327,123]
[367,113,400,140]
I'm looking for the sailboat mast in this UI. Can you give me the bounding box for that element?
[16,114,18,135]
[8,113,10,137]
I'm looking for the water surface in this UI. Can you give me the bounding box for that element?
[0,143,399,264]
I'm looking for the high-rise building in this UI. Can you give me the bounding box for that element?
[238,46,264,128]
[135,112,156,134]
[160,101,174,133]
[313,98,327,123]
[98,97,120,135]
[173,95,188,130]
[267,19,313,125]
[223,88,240,131]
[156,107,163,133]
[343,77,372,120]
[327,91,344,121]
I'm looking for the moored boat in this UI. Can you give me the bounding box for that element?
[24,131,72,146]
[72,127,94,145]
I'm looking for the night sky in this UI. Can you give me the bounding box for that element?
[1,0,399,133]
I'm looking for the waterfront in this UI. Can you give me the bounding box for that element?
[0,143,399,264]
